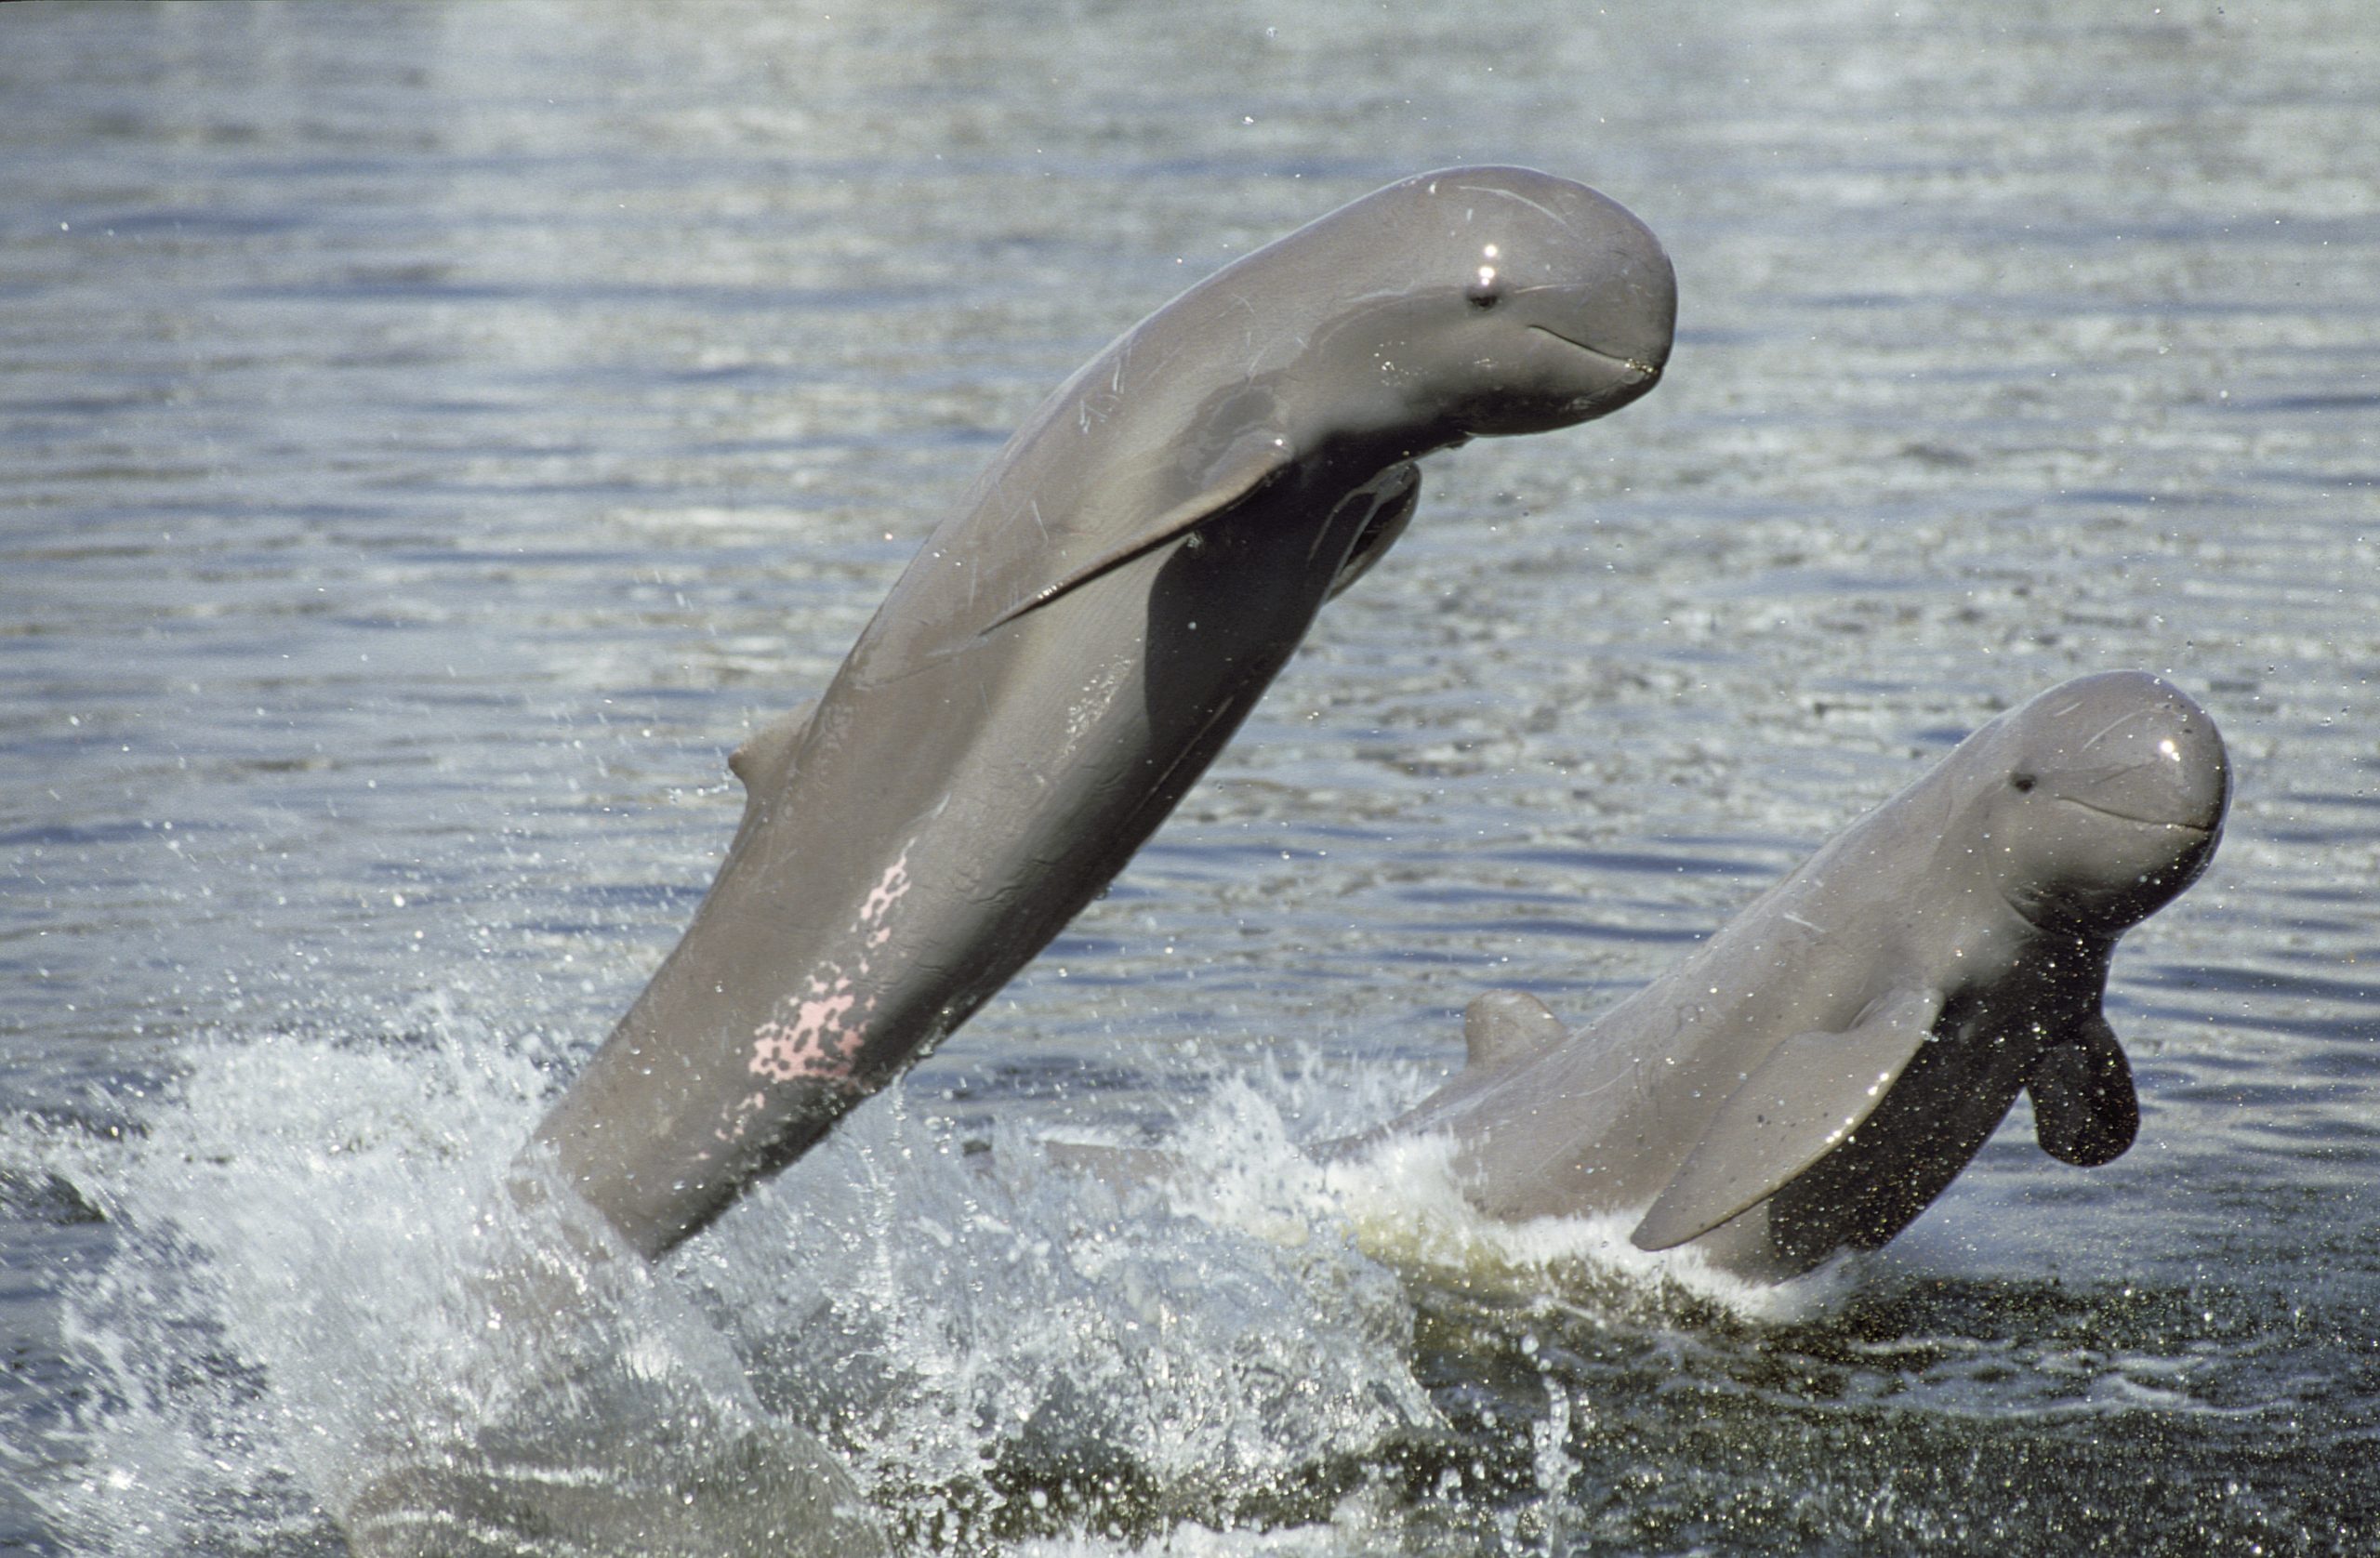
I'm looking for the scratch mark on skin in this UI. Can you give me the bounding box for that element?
[1452,180,1571,233]
[1141,337,1191,386]
[2077,706,2156,753]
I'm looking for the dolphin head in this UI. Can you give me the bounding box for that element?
[1276,165,1676,445]
[1973,671,2230,934]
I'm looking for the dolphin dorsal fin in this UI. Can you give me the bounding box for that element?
[727,698,818,804]
[1631,986,1944,1252]
[1462,990,1567,1069]
[2027,1010,2138,1167]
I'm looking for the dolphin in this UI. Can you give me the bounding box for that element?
[1339,671,2229,1282]
[534,166,1677,1258]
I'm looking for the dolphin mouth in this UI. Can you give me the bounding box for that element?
[1527,324,1663,385]
[2051,792,2218,833]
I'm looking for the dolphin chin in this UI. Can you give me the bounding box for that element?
[1569,364,1661,418]
[533,166,1676,1260]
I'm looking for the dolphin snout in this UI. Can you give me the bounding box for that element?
[2049,742,2226,832]
[2058,724,2228,834]
[2034,673,2230,833]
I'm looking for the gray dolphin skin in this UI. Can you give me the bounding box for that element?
[1345,671,2228,1282]
[534,167,1677,1258]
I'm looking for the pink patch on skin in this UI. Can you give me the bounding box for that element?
[715,1090,772,1146]
[858,851,912,929]
[750,982,865,1083]
[729,837,919,1143]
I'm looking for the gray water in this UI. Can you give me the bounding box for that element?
[5,1,2378,1552]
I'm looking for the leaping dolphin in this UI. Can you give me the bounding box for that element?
[1336,671,2229,1282]
[534,167,1677,1258]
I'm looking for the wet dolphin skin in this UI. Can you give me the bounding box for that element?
[1347,672,2228,1281]
[536,167,1677,1257]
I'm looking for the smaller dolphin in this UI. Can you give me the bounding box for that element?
[1341,672,2229,1282]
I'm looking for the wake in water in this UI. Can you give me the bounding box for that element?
[15,1005,1839,1555]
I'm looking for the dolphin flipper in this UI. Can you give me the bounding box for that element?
[1324,463,1421,601]
[2026,1010,2138,1167]
[1631,988,1944,1251]
[977,440,1297,635]
[1462,990,1568,1069]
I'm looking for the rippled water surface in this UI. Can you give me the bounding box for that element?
[5,2,2377,1553]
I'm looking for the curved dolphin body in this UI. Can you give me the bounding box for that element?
[536,167,1677,1258]
[1344,672,2228,1282]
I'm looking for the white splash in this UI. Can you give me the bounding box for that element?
[25,1010,880,1557]
[16,1006,1852,1556]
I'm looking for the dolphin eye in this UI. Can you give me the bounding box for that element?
[2010,772,2038,793]
[1466,264,1501,309]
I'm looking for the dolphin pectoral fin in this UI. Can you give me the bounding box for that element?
[977,442,1297,635]
[727,698,818,799]
[1323,463,1421,601]
[2027,1011,2138,1167]
[1631,988,1943,1252]
[1462,989,1567,1069]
